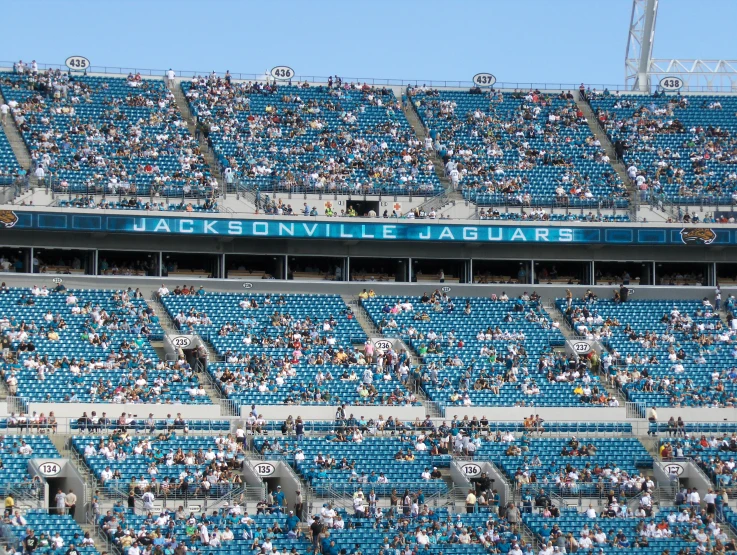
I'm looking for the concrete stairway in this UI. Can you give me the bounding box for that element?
[0,88,37,193]
[169,80,224,187]
[541,302,627,405]
[147,296,232,412]
[343,295,442,417]
[403,102,464,208]
[575,97,637,217]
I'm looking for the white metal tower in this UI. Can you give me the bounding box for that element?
[625,0,737,91]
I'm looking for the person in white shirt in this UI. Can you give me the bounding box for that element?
[0,102,8,125]
[142,490,155,511]
[688,488,701,506]
[585,504,597,518]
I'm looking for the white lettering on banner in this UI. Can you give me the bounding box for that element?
[511,228,527,241]
[279,223,295,236]
[154,220,170,233]
[487,228,503,241]
[463,227,478,241]
[439,227,454,240]
[125,219,589,242]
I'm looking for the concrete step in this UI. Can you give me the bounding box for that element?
[576,97,636,217]
[403,103,454,193]
[170,80,223,183]
[0,89,32,172]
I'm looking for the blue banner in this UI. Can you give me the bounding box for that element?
[0,210,732,246]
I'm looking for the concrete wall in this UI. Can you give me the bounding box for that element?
[653,460,715,499]
[27,403,221,420]
[246,404,426,421]
[0,273,731,304]
[29,459,88,524]
[655,408,737,422]
[440,407,627,421]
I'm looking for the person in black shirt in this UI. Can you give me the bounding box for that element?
[310,517,323,551]
[24,529,38,553]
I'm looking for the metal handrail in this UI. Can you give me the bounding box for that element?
[6,62,737,93]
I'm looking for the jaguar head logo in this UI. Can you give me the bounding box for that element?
[0,210,18,229]
[680,228,716,245]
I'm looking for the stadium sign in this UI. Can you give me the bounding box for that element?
[4,212,737,246]
[270,66,294,81]
[51,277,63,284]
[171,336,192,349]
[663,463,685,476]
[38,461,62,476]
[472,73,496,87]
[571,341,591,355]
[65,56,90,71]
[441,286,452,293]
[255,462,276,476]
[374,340,392,351]
[659,76,684,91]
[461,463,482,476]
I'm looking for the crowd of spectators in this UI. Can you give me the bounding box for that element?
[564,292,737,407]
[0,67,214,198]
[58,195,219,212]
[477,208,630,222]
[409,87,627,206]
[185,74,441,196]
[590,90,737,203]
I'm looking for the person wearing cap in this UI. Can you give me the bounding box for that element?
[272,485,285,510]
[286,510,300,532]
[309,516,322,551]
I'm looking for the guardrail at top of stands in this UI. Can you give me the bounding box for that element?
[3,61,737,93]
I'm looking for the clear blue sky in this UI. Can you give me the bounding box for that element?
[3,0,736,86]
